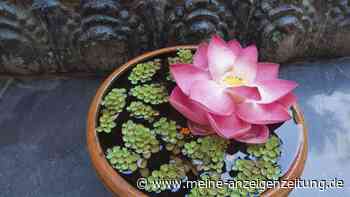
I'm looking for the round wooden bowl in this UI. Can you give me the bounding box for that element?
[87,46,308,197]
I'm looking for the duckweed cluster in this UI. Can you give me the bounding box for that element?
[96,88,127,133]
[247,135,281,163]
[153,118,185,154]
[122,120,160,159]
[101,88,127,114]
[106,146,141,173]
[233,159,282,195]
[187,173,234,197]
[128,59,161,84]
[177,49,193,64]
[183,136,229,173]
[231,136,283,195]
[129,83,168,105]
[168,49,193,65]
[96,110,117,133]
[127,101,159,122]
[144,162,187,193]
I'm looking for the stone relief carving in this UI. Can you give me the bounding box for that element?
[0,0,349,75]
[163,0,236,45]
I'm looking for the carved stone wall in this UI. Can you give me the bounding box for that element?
[0,0,350,75]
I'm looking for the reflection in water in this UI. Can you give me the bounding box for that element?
[292,90,350,195]
[274,117,302,174]
[280,60,350,196]
[307,91,350,163]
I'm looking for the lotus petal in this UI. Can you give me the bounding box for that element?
[208,35,236,80]
[190,80,235,116]
[169,87,209,125]
[228,86,261,102]
[187,121,215,136]
[228,40,242,56]
[170,63,211,95]
[234,46,258,82]
[193,43,209,70]
[255,62,279,81]
[236,102,291,124]
[256,79,298,104]
[234,125,269,144]
[207,113,251,139]
[278,93,297,109]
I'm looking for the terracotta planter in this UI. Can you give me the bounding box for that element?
[87,46,308,197]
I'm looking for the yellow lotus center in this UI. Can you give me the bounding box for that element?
[222,75,246,86]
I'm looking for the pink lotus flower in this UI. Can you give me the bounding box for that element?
[169,35,298,144]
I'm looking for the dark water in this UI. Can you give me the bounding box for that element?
[96,52,303,197]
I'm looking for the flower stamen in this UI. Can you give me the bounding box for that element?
[222,75,246,87]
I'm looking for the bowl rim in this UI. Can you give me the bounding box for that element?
[86,45,308,197]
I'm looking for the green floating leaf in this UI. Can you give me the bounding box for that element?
[168,49,193,65]
[153,117,185,154]
[144,162,187,193]
[96,109,117,133]
[127,101,159,122]
[247,135,281,163]
[101,88,127,114]
[128,59,161,85]
[122,120,160,158]
[233,158,282,196]
[106,146,142,173]
[188,173,232,197]
[153,117,183,144]
[96,88,127,133]
[129,83,168,105]
[183,136,229,173]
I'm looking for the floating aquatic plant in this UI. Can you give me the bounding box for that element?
[127,101,159,123]
[182,136,229,173]
[121,120,160,159]
[233,159,282,195]
[101,88,127,114]
[144,162,187,193]
[96,109,117,133]
[247,135,281,163]
[168,49,193,65]
[106,146,142,173]
[187,173,232,197]
[153,118,183,145]
[96,88,127,133]
[128,59,161,84]
[153,117,185,154]
[129,83,168,105]
[177,49,193,64]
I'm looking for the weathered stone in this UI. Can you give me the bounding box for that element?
[0,0,350,75]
